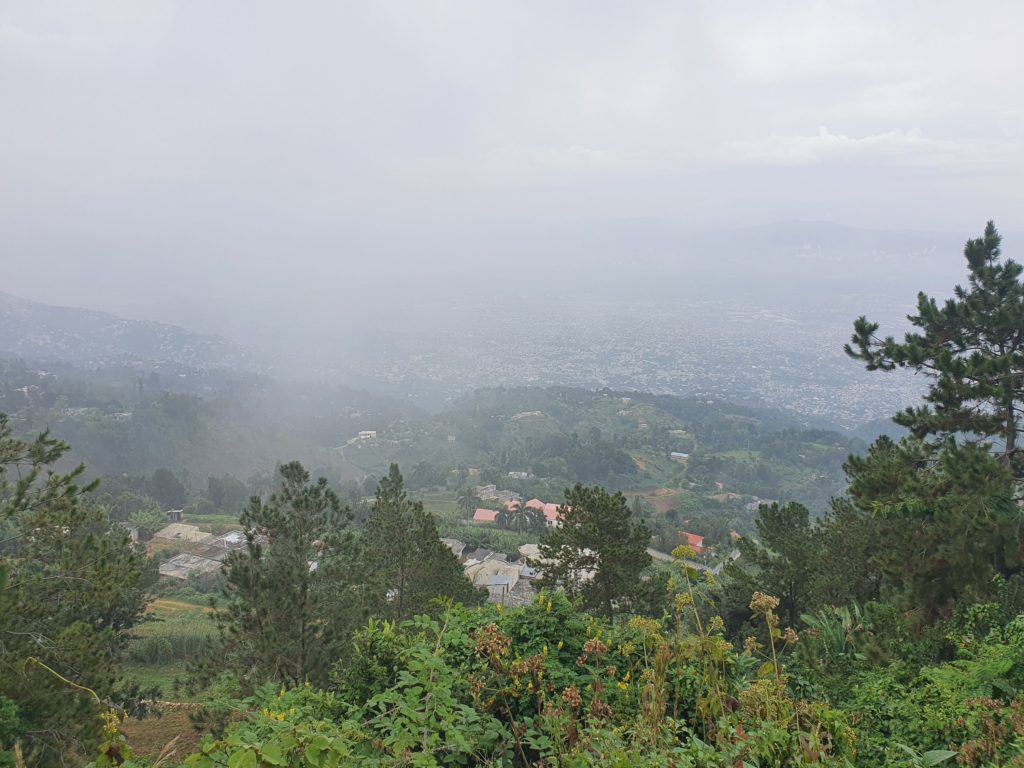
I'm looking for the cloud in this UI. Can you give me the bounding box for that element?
[724,126,1022,169]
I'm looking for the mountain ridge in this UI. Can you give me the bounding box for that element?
[0,291,259,372]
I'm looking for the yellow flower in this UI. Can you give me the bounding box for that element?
[616,681,628,690]
[557,640,564,650]
[543,644,549,655]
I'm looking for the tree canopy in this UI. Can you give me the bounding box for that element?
[537,484,651,618]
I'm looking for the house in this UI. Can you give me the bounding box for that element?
[517,542,595,583]
[152,523,212,545]
[475,484,498,500]
[463,556,531,604]
[463,547,490,563]
[670,452,689,464]
[508,471,530,480]
[679,531,706,553]
[523,498,563,527]
[157,529,249,580]
[358,430,377,439]
[472,508,499,524]
[166,508,184,523]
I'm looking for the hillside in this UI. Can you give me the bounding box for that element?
[0,291,260,372]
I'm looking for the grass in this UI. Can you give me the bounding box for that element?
[124,598,215,700]
[419,490,460,521]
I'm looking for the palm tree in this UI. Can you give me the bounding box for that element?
[456,486,479,522]
[497,501,544,534]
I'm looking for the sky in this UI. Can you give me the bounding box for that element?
[2,1,1023,340]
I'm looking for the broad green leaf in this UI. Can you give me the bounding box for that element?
[227,749,258,768]
[922,750,958,766]
[260,741,287,766]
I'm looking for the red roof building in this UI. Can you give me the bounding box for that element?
[680,531,706,552]
[472,508,499,524]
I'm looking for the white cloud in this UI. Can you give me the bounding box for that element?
[724,126,1022,169]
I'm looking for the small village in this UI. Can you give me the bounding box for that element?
[147,494,731,609]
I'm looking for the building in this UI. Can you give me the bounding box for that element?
[358,430,377,439]
[517,542,595,583]
[679,531,706,553]
[670,452,690,464]
[472,508,499,524]
[462,552,534,605]
[523,498,563,527]
[166,508,184,523]
[475,484,498,500]
[157,530,249,580]
[152,523,212,545]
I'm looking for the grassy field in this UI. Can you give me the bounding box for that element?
[124,598,215,699]
[419,489,461,521]
[184,511,244,532]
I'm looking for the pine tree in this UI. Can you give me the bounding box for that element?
[847,221,1024,478]
[363,464,482,622]
[537,484,651,618]
[844,222,1024,619]
[731,502,817,629]
[0,414,146,765]
[195,461,360,691]
[841,435,1016,621]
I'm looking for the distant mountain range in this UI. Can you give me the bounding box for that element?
[0,291,258,372]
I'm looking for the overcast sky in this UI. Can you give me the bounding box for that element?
[3,1,1023,334]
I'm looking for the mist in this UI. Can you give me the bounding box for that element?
[3,1,1024,423]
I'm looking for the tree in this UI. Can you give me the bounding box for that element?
[146,467,187,509]
[0,414,146,765]
[363,465,482,622]
[496,501,544,534]
[846,221,1024,478]
[809,498,883,609]
[844,222,1024,619]
[842,435,1016,621]
[193,461,360,692]
[206,474,249,514]
[729,502,817,629]
[456,485,479,522]
[537,484,651,618]
[129,505,167,541]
